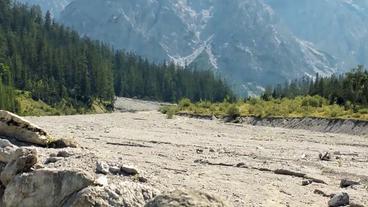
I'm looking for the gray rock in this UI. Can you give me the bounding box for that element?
[96,161,109,175]
[319,152,331,161]
[0,148,38,185]
[145,189,230,207]
[57,150,74,158]
[2,169,94,207]
[196,149,204,154]
[48,138,79,148]
[64,181,159,207]
[0,142,18,163]
[0,110,52,146]
[328,192,349,207]
[45,157,62,164]
[0,139,15,148]
[138,176,148,183]
[340,179,360,188]
[109,166,121,175]
[302,180,313,186]
[95,175,108,186]
[121,165,139,176]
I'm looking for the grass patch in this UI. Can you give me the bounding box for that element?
[162,96,368,121]
[14,90,110,116]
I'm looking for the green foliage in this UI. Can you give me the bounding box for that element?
[0,0,234,115]
[113,56,234,103]
[268,65,368,109]
[301,95,325,107]
[178,98,192,109]
[0,79,16,112]
[160,105,177,119]
[226,104,240,118]
[166,95,368,121]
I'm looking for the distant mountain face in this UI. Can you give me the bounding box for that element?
[16,0,71,18]
[266,0,368,70]
[58,0,336,95]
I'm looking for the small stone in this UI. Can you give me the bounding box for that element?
[319,152,331,161]
[232,117,243,123]
[48,138,79,148]
[138,176,148,183]
[96,161,109,175]
[236,162,246,168]
[109,166,121,175]
[302,180,313,186]
[56,150,73,158]
[95,175,108,186]
[45,157,62,164]
[49,153,57,157]
[328,192,349,207]
[340,179,360,188]
[313,189,330,197]
[209,148,215,153]
[121,165,139,176]
[196,149,204,154]
[33,164,44,169]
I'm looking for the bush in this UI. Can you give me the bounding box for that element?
[301,96,324,108]
[178,98,192,109]
[226,104,240,118]
[166,107,176,119]
[160,105,177,119]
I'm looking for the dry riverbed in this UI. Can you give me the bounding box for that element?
[27,111,368,207]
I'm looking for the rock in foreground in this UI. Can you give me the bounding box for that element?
[2,169,94,207]
[328,192,349,207]
[0,110,51,146]
[64,181,159,207]
[145,189,230,207]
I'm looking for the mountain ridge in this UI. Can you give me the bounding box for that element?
[16,0,340,96]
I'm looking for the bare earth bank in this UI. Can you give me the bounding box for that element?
[27,111,368,207]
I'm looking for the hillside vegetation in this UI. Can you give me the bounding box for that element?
[163,67,368,121]
[0,0,233,115]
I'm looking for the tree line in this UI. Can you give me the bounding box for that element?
[0,0,233,112]
[263,65,368,108]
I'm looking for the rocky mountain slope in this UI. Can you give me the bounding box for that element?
[266,0,368,70]
[15,0,71,18]
[57,0,336,95]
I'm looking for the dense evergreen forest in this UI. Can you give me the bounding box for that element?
[0,0,233,113]
[264,65,368,108]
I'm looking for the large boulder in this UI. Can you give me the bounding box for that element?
[328,192,350,207]
[0,148,38,185]
[0,139,18,163]
[64,181,159,207]
[145,189,230,207]
[0,110,52,146]
[2,169,94,207]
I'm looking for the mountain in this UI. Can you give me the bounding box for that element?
[58,0,336,96]
[15,0,72,18]
[265,0,368,70]
[0,0,232,115]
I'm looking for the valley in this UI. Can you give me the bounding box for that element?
[25,103,368,206]
[1,1,367,206]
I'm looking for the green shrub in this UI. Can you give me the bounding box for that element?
[358,108,368,115]
[226,104,240,118]
[178,98,192,109]
[301,95,324,108]
[166,107,176,119]
[160,105,177,119]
